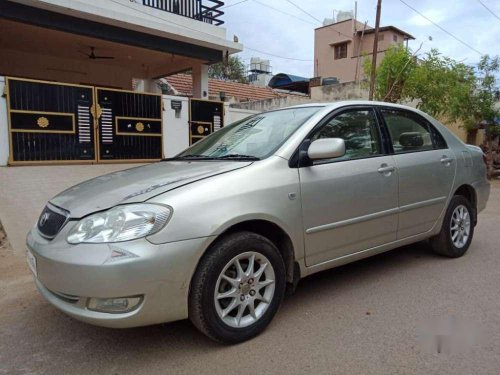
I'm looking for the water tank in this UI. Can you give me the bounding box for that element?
[323,18,335,26]
[249,57,271,73]
[336,10,353,23]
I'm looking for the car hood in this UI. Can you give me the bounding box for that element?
[50,161,252,218]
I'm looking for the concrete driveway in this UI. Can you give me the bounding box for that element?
[0,166,499,374]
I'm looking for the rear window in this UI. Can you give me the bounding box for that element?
[381,109,446,153]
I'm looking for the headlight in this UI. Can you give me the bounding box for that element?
[67,204,172,244]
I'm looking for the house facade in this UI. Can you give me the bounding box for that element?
[314,18,414,84]
[0,0,242,165]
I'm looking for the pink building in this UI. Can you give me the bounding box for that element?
[314,19,414,84]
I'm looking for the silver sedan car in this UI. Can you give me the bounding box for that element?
[27,101,490,343]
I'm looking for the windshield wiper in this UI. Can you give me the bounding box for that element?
[164,154,214,161]
[215,154,260,160]
[164,154,260,161]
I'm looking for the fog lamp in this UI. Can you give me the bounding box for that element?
[87,296,143,313]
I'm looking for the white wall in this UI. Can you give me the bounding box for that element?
[161,97,259,158]
[162,95,190,157]
[0,77,8,166]
[224,105,259,124]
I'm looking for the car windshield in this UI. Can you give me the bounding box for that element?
[175,107,321,160]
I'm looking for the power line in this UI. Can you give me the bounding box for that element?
[280,0,353,39]
[221,0,249,9]
[253,0,354,41]
[477,0,500,22]
[252,0,317,26]
[397,0,485,56]
[108,0,313,62]
[283,0,322,24]
[245,47,313,62]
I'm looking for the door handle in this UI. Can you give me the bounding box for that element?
[377,165,395,174]
[440,156,453,165]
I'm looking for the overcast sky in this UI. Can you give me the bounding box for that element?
[221,0,500,78]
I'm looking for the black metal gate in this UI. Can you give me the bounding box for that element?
[95,88,163,162]
[6,77,96,164]
[5,77,163,165]
[189,99,224,145]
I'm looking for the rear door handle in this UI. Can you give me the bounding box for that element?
[440,156,453,165]
[378,165,396,174]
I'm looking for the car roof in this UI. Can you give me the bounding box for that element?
[286,100,419,112]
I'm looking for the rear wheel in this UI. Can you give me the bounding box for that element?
[189,231,286,343]
[430,195,474,258]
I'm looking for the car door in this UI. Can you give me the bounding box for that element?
[378,108,456,239]
[299,107,399,266]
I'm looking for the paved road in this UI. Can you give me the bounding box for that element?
[0,181,499,375]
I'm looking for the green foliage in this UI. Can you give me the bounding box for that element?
[474,55,500,135]
[363,44,416,103]
[208,55,248,83]
[366,47,500,132]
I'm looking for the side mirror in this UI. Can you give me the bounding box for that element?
[307,138,346,160]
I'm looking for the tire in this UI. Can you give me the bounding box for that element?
[189,231,286,344]
[430,195,475,258]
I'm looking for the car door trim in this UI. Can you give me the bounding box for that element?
[306,207,399,234]
[398,196,447,213]
[306,196,447,235]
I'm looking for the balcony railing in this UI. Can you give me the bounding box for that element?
[142,0,224,25]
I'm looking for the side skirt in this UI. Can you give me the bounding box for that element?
[300,231,435,278]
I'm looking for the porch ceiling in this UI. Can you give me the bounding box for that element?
[0,19,203,81]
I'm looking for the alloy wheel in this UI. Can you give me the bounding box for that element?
[450,204,471,249]
[214,251,276,328]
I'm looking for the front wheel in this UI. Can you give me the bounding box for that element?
[189,232,286,343]
[430,195,474,258]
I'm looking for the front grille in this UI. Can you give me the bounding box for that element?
[37,204,69,239]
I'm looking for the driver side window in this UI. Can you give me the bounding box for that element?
[312,109,382,161]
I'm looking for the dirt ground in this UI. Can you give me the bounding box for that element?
[0,181,499,375]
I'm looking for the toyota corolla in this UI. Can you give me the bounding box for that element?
[27,101,490,343]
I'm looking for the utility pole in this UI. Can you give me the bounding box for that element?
[368,0,382,101]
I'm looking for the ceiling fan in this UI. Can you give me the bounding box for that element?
[79,46,114,60]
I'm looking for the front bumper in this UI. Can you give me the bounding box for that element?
[27,227,215,328]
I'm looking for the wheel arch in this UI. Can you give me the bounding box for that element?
[453,184,477,224]
[216,219,298,284]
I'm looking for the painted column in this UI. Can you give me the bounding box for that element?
[0,77,9,166]
[134,78,162,94]
[162,95,190,157]
[192,63,209,99]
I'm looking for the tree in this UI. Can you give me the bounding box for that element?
[208,55,248,83]
[406,50,477,129]
[364,47,477,125]
[473,55,500,127]
[363,44,416,103]
[365,48,500,177]
[473,55,500,177]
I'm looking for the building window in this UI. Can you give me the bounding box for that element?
[393,34,398,42]
[378,34,385,41]
[334,42,348,60]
